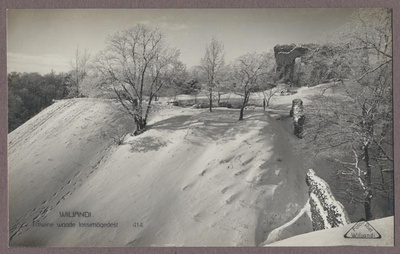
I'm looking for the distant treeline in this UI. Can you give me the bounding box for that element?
[8,71,74,132]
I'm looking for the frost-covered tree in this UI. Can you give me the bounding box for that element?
[69,46,90,97]
[200,38,225,112]
[262,86,279,109]
[157,60,188,100]
[231,52,268,120]
[94,24,181,135]
[304,9,393,220]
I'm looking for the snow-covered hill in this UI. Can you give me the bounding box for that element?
[9,96,312,246]
[9,99,134,244]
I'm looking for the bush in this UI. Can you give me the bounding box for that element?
[218,101,233,108]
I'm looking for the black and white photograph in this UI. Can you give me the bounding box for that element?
[6,8,394,247]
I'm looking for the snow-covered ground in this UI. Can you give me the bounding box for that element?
[8,83,393,247]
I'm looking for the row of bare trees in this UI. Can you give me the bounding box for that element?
[86,25,278,134]
[199,38,277,119]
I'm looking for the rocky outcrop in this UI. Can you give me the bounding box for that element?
[274,44,308,84]
[306,169,351,230]
[290,99,305,138]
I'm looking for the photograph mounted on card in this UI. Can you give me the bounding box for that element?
[7,8,394,247]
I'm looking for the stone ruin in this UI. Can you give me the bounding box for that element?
[306,169,351,231]
[290,99,305,138]
[274,44,308,84]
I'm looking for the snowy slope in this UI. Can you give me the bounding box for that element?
[9,98,134,244]
[9,97,313,246]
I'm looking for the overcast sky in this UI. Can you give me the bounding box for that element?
[7,8,358,74]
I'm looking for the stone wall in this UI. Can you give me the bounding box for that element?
[274,44,308,84]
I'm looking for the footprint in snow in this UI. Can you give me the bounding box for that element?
[221,186,229,194]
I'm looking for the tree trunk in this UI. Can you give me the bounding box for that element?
[363,144,373,221]
[239,107,244,121]
[378,164,390,216]
[217,93,221,106]
[239,91,249,121]
[144,95,154,123]
[209,89,213,112]
[263,99,266,111]
[134,116,147,136]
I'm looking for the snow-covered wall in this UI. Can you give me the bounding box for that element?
[290,99,305,138]
[262,169,350,245]
[306,169,350,230]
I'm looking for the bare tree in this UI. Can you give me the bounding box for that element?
[158,60,188,100]
[201,38,225,112]
[213,64,233,107]
[260,52,278,110]
[231,52,267,120]
[69,46,90,97]
[262,86,279,110]
[187,66,204,104]
[94,24,180,135]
